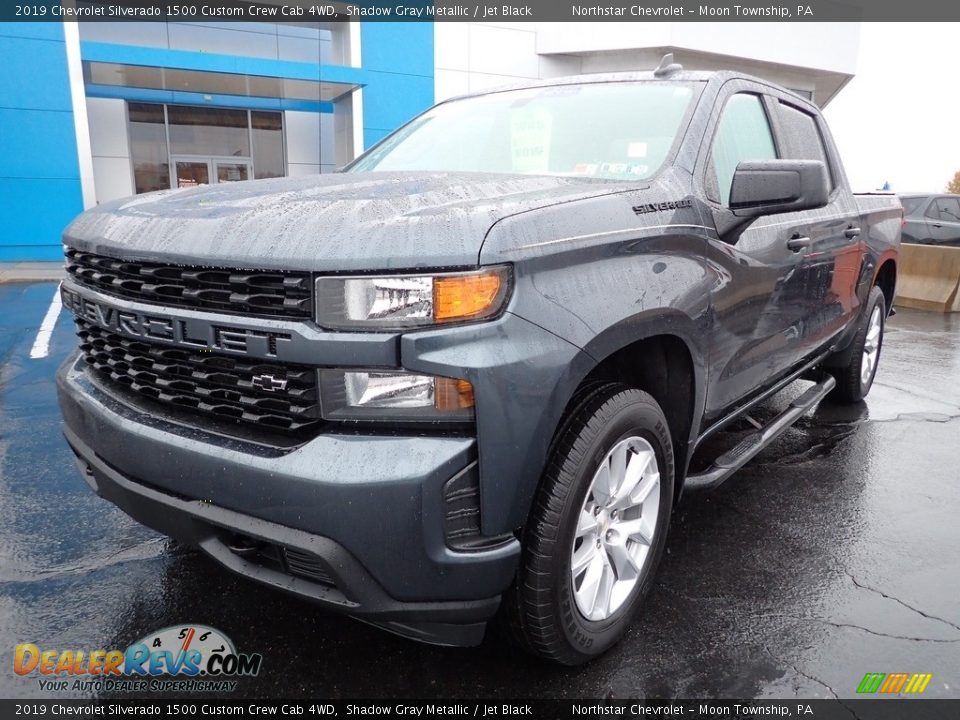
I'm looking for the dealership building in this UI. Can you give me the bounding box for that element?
[0,19,859,261]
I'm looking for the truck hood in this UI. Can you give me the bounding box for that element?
[64,172,638,272]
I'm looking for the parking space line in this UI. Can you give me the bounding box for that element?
[29,285,63,360]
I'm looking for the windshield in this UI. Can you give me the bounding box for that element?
[348,82,701,181]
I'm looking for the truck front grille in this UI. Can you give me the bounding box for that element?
[65,249,312,319]
[76,318,321,435]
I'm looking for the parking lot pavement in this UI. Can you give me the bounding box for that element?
[1,281,958,700]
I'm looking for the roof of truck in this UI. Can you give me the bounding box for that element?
[446,69,815,107]
[457,70,718,98]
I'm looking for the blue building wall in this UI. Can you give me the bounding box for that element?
[0,23,85,262]
[359,23,434,149]
[0,22,434,262]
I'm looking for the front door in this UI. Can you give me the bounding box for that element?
[703,92,809,415]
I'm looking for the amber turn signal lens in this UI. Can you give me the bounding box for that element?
[434,377,475,410]
[433,271,505,322]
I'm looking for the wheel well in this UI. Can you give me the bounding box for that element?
[574,335,695,492]
[875,259,897,312]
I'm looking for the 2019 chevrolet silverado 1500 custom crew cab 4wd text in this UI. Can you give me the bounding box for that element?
[57,59,901,664]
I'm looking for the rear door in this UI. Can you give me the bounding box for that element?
[927,196,960,246]
[767,97,863,348]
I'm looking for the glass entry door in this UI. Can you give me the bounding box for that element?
[173,158,211,188]
[172,156,253,188]
[214,160,251,183]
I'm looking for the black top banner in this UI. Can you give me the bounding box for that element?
[1,699,959,719]
[4,0,960,22]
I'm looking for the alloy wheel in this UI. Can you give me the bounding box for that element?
[570,436,661,621]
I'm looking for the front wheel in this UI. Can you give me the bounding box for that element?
[830,285,886,403]
[501,383,674,665]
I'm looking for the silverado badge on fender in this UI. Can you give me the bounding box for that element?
[632,199,693,215]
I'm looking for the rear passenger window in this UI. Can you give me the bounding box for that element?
[711,94,778,206]
[932,197,960,222]
[777,102,834,189]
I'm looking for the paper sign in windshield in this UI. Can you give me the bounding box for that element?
[511,109,552,174]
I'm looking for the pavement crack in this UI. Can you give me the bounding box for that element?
[757,613,960,643]
[870,412,960,424]
[762,645,857,715]
[847,572,960,634]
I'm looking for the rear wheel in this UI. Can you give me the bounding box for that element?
[831,286,886,403]
[502,383,674,665]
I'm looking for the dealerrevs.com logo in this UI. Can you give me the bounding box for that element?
[857,672,933,695]
[14,625,262,693]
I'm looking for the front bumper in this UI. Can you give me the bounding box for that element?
[57,355,521,646]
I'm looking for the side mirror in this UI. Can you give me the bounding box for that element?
[715,159,829,242]
[730,159,829,217]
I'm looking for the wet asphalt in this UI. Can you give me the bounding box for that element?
[0,281,958,700]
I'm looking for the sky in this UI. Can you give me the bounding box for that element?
[823,23,958,193]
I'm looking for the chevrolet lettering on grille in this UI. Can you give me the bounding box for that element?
[61,285,292,358]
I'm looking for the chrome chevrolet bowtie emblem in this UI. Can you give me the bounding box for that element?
[251,374,287,392]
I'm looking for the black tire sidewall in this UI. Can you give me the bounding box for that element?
[552,391,675,658]
[857,288,886,396]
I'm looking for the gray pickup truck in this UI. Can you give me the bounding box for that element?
[57,59,901,664]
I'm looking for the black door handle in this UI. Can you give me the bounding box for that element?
[844,227,862,239]
[932,223,943,228]
[787,236,812,252]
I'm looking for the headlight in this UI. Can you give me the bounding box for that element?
[319,370,475,422]
[315,266,510,330]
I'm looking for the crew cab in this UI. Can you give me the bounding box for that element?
[57,58,901,664]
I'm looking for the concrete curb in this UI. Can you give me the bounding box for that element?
[0,262,64,284]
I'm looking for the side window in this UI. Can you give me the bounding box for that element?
[711,94,778,206]
[777,101,834,189]
[900,197,924,216]
[933,197,960,222]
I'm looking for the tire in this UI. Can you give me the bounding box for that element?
[830,286,886,403]
[501,383,675,665]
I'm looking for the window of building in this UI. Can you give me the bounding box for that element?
[251,111,285,180]
[127,103,285,194]
[710,94,778,206]
[168,106,250,157]
[777,101,834,189]
[129,103,170,194]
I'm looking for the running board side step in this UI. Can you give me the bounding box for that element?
[684,375,836,491]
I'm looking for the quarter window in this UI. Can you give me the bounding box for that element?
[710,94,778,206]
